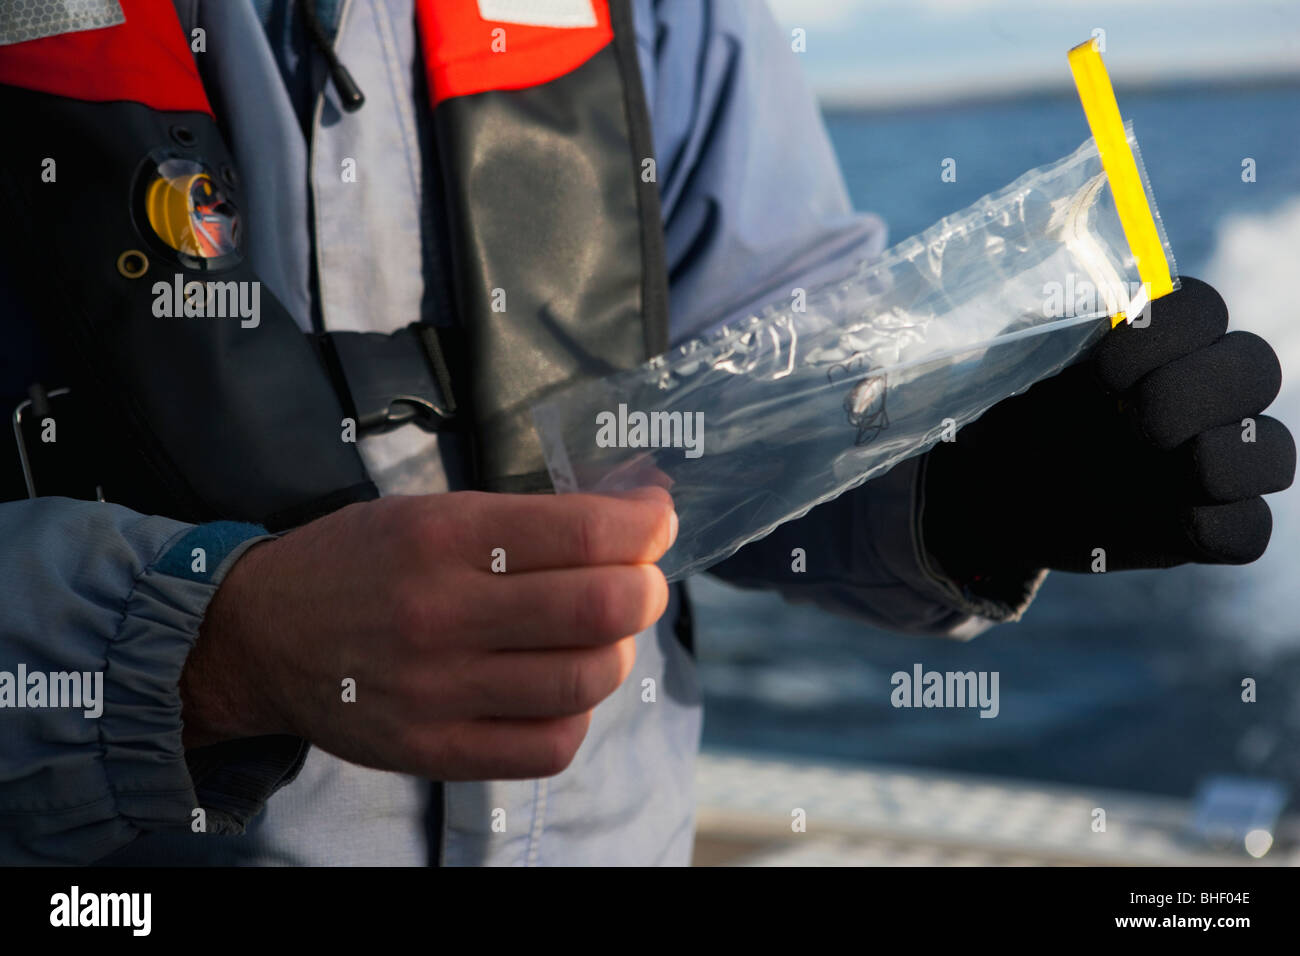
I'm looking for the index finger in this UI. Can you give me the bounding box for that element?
[455,486,677,573]
[1093,277,1227,394]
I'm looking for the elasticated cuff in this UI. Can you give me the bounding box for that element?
[100,557,214,832]
[907,453,1048,631]
[104,521,305,837]
[184,735,310,834]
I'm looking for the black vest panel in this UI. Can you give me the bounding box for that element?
[432,0,669,493]
[0,91,377,530]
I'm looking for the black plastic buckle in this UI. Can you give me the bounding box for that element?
[314,323,461,438]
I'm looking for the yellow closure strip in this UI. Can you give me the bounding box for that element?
[1068,40,1174,325]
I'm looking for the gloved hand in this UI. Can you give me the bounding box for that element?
[920,277,1295,595]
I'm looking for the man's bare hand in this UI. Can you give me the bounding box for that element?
[180,487,676,780]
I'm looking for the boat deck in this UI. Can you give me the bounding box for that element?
[692,752,1300,866]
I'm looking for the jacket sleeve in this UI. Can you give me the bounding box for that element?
[0,497,306,864]
[703,456,1047,637]
[634,0,1041,635]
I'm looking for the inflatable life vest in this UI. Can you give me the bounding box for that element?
[0,0,667,527]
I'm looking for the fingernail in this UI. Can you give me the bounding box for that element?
[667,508,679,548]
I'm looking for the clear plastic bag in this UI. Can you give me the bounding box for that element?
[532,124,1178,581]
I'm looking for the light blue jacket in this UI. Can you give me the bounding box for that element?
[0,0,1011,865]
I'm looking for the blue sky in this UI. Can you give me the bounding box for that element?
[766,0,1300,106]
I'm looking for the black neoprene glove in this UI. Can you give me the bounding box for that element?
[920,277,1295,601]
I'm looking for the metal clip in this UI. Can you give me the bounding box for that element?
[11,387,105,501]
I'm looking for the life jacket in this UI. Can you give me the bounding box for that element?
[0,0,668,527]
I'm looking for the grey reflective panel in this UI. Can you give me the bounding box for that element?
[0,0,124,46]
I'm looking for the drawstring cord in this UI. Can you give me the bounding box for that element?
[297,0,365,112]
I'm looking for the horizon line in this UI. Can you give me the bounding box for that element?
[816,70,1300,114]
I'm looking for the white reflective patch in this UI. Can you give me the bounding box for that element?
[0,0,123,46]
[476,0,597,29]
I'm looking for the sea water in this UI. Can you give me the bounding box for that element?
[695,82,1300,798]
